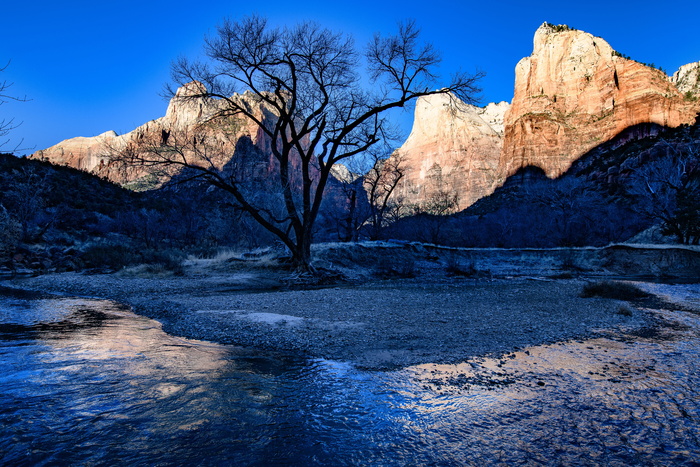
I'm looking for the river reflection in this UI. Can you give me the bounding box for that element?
[1,285,699,465]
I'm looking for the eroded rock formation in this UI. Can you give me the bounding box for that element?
[501,23,700,180]
[33,24,700,213]
[392,23,700,211]
[393,94,509,211]
[31,83,276,188]
[672,61,700,96]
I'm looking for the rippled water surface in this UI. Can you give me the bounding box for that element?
[1,285,699,465]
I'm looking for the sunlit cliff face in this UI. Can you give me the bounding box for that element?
[501,23,700,181]
[391,24,700,211]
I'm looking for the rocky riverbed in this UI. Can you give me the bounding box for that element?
[2,263,656,370]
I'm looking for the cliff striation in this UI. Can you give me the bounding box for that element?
[500,23,700,180]
[32,24,700,212]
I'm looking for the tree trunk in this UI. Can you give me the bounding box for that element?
[291,232,313,272]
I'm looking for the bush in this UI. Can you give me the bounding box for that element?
[580,281,650,300]
[81,244,185,274]
[445,257,477,277]
[140,249,186,275]
[0,209,21,260]
[81,244,138,270]
[373,259,416,279]
[617,303,634,316]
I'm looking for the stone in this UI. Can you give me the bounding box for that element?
[31,82,276,188]
[31,25,700,213]
[392,23,700,211]
[672,61,700,96]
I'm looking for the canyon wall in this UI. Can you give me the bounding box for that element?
[500,23,700,180]
[32,24,700,211]
[31,83,277,188]
[392,94,509,211]
[392,23,700,211]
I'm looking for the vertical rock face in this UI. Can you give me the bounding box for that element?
[392,23,700,212]
[31,24,700,212]
[393,94,509,211]
[500,23,700,180]
[31,83,275,187]
[672,61,700,95]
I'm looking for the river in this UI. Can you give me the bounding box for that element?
[1,284,699,465]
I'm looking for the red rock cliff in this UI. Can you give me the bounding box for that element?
[500,23,700,180]
[30,82,277,188]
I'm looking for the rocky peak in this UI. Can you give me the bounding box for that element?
[480,101,510,134]
[164,81,213,129]
[392,93,509,211]
[672,61,700,96]
[390,24,700,212]
[30,83,274,186]
[501,23,700,180]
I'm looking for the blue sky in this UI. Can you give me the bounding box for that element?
[2,0,699,154]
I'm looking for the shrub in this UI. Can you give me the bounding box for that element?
[445,257,477,277]
[81,244,138,270]
[0,209,21,260]
[373,259,417,279]
[617,303,634,316]
[81,244,185,274]
[580,281,650,300]
[139,249,185,274]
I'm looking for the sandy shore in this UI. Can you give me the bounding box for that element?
[1,263,654,370]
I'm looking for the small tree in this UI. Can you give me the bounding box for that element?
[116,16,481,271]
[327,163,365,242]
[0,62,27,151]
[363,152,406,240]
[4,167,48,241]
[0,205,21,260]
[629,141,700,244]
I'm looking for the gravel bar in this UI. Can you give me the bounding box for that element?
[2,271,651,370]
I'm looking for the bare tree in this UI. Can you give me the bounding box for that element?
[116,16,481,271]
[328,163,365,242]
[0,62,27,151]
[363,151,406,240]
[329,150,406,242]
[628,141,700,244]
[4,166,51,241]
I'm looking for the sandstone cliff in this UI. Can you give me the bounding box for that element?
[393,94,509,211]
[31,83,276,188]
[392,23,700,212]
[500,23,700,180]
[672,61,700,96]
[33,24,700,213]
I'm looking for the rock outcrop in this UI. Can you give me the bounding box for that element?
[672,61,700,96]
[392,23,700,211]
[31,83,275,188]
[33,24,700,212]
[500,23,700,180]
[393,94,509,211]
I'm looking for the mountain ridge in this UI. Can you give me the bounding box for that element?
[29,23,700,214]
[391,22,700,211]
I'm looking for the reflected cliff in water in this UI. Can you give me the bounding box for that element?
[1,285,699,465]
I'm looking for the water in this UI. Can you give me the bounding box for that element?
[1,285,700,466]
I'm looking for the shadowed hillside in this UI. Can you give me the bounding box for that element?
[386,120,700,248]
